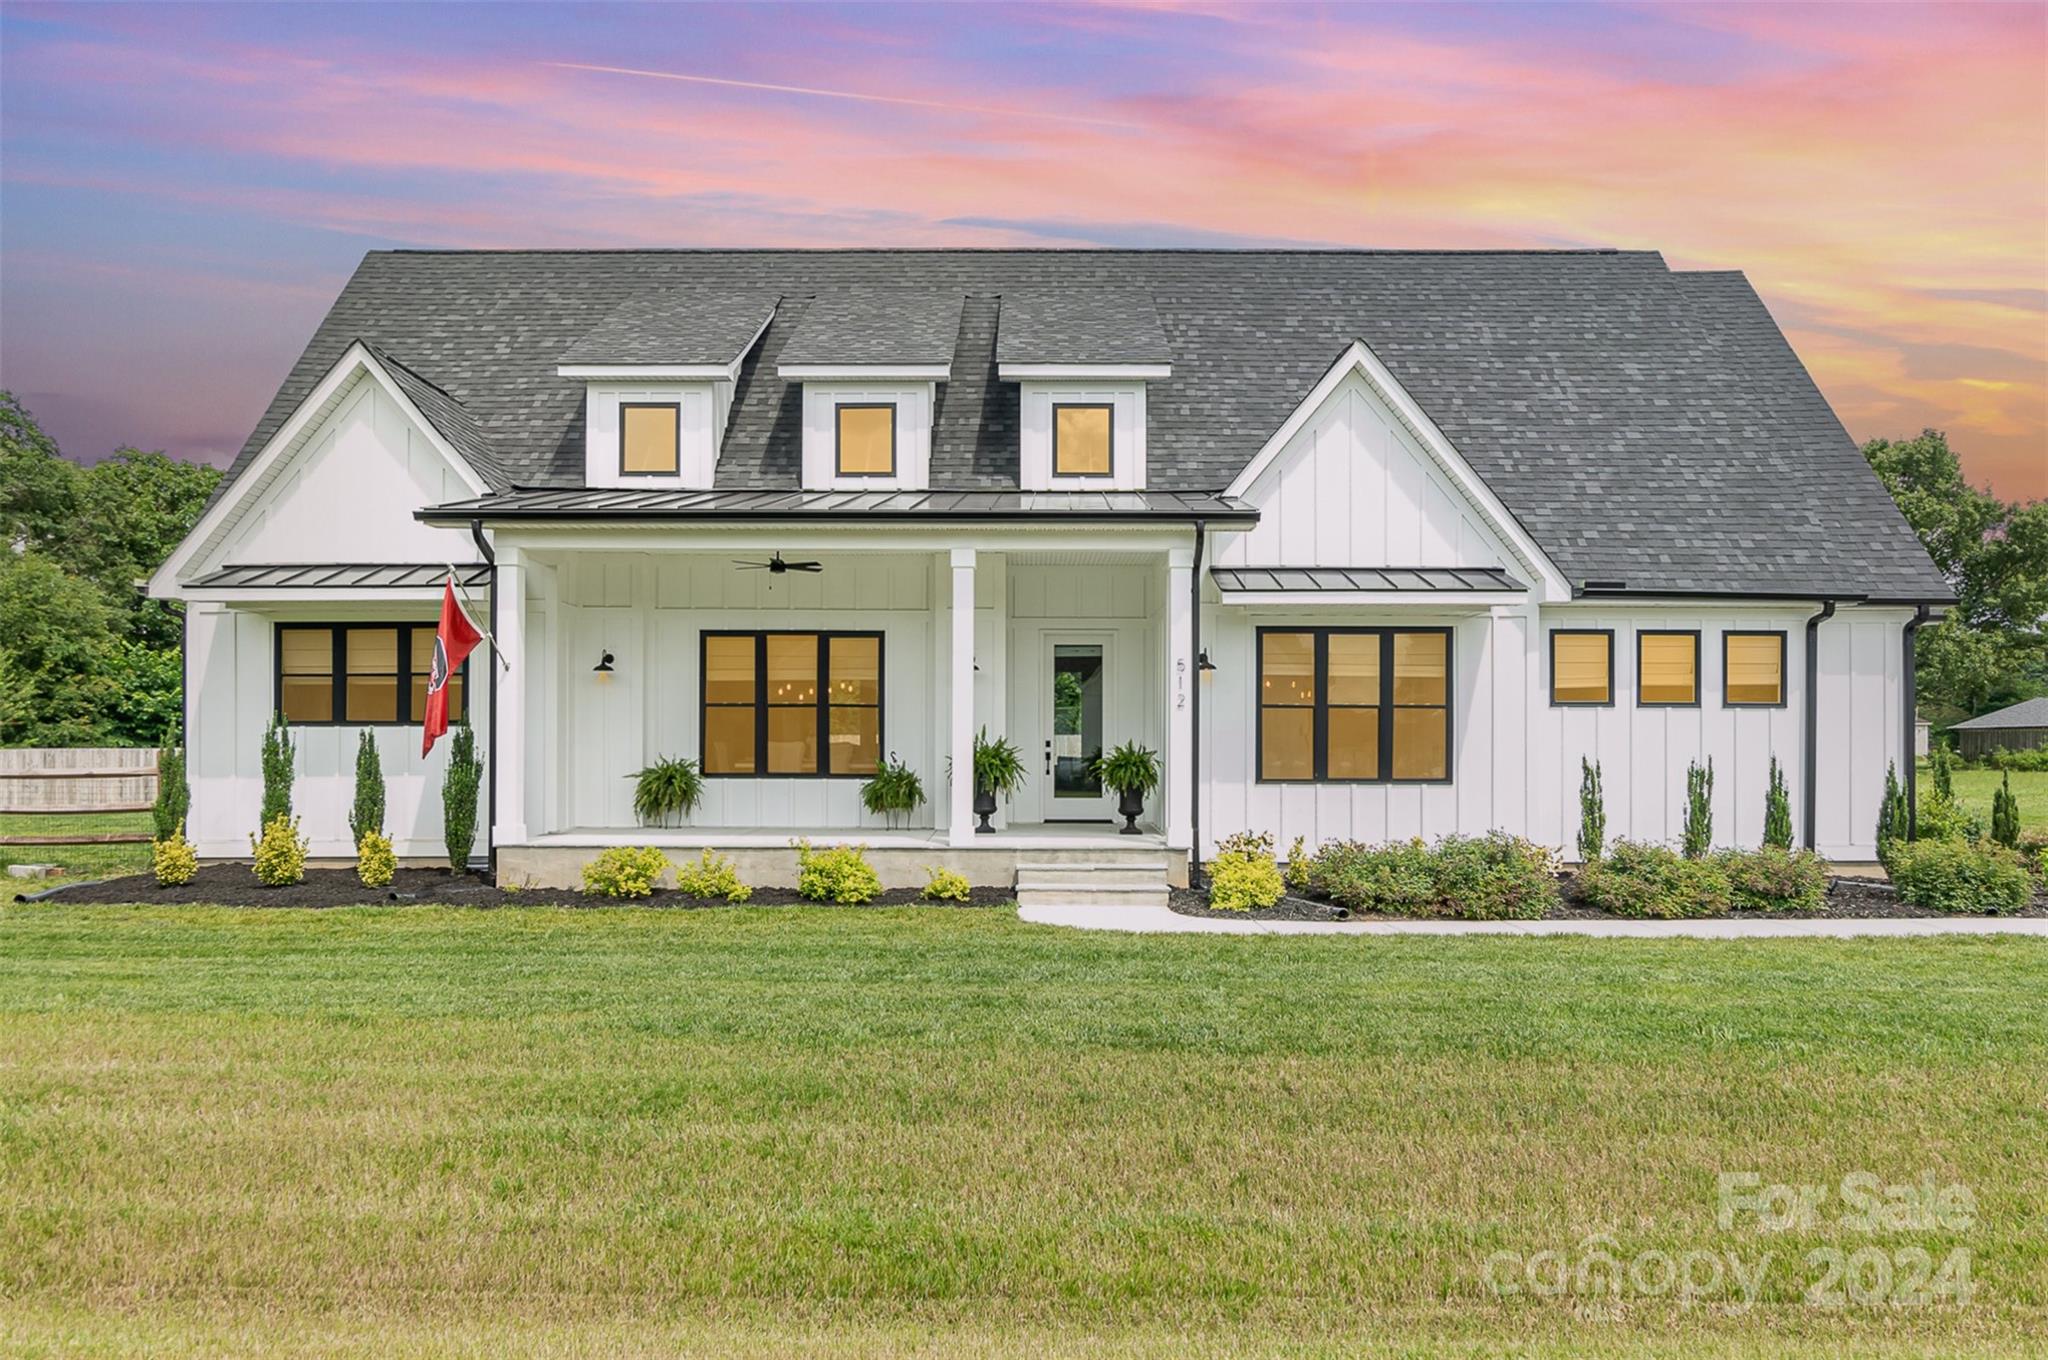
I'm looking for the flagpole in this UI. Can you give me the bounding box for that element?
[448,565,511,673]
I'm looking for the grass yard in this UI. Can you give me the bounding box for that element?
[1,904,2043,1357]
[1928,764,2048,835]
[0,810,154,883]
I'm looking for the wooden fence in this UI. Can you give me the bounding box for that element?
[0,748,158,846]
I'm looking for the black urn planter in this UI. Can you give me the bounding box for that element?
[1116,787,1145,835]
[974,785,998,834]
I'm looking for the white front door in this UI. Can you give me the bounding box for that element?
[1039,631,1117,823]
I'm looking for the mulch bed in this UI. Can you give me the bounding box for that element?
[1171,873,2048,922]
[24,863,1011,910]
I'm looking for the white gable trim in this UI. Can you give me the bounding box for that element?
[1225,341,1569,601]
[150,343,491,596]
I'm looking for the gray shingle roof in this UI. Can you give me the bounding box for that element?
[362,341,508,487]
[227,249,1951,600]
[776,290,964,369]
[996,292,1170,366]
[1950,697,2048,730]
[558,289,777,366]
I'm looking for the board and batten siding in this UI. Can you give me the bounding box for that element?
[1198,603,1910,862]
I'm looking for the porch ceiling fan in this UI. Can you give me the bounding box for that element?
[732,551,823,574]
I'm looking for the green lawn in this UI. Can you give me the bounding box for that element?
[1,905,2043,1357]
[1929,765,2048,834]
[0,810,154,883]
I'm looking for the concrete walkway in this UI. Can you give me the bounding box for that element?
[1017,903,2048,938]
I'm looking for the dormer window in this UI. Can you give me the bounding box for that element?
[1053,403,1113,478]
[620,403,680,476]
[835,403,896,478]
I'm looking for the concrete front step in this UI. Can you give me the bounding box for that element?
[1013,860,1170,888]
[1014,882,1171,911]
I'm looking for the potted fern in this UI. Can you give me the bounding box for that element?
[1091,740,1161,834]
[630,755,704,827]
[861,753,926,827]
[970,728,1024,834]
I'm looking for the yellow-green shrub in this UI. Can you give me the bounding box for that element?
[581,846,670,899]
[356,830,397,889]
[249,814,307,887]
[1208,831,1284,912]
[673,848,751,902]
[152,823,198,886]
[921,865,972,902]
[794,840,882,904]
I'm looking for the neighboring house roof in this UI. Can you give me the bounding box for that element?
[419,486,1253,523]
[224,249,1950,600]
[1950,697,2048,730]
[558,289,777,366]
[996,292,1170,367]
[190,562,491,590]
[1213,566,1526,594]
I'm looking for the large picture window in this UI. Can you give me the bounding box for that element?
[701,631,882,776]
[1257,628,1450,782]
[275,623,464,726]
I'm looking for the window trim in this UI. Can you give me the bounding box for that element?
[1548,628,1616,708]
[1636,629,1702,709]
[1722,629,1789,709]
[618,401,682,478]
[833,401,898,479]
[273,622,467,727]
[1254,626,1453,785]
[1051,401,1116,479]
[698,630,885,779]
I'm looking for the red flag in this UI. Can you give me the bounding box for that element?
[422,579,484,757]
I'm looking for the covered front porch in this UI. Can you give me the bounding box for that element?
[481,524,1201,883]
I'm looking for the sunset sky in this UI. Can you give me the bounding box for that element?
[2,1,2042,498]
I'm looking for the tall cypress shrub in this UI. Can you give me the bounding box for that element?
[1681,757,1714,859]
[1762,756,1793,851]
[443,721,482,870]
[259,715,294,831]
[152,737,190,842]
[1876,762,1908,872]
[1931,741,1954,802]
[1991,771,2020,849]
[350,730,386,850]
[1577,758,1606,863]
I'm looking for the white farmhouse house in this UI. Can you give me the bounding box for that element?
[149,249,1952,891]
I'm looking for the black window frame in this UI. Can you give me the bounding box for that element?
[1254,626,1453,785]
[273,622,468,727]
[618,401,682,478]
[1051,401,1116,479]
[699,630,885,779]
[1636,629,1702,709]
[834,402,897,479]
[1722,629,1789,709]
[1549,628,1616,708]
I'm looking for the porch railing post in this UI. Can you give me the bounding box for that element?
[948,548,977,847]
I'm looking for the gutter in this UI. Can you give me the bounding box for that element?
[469,518,497,880]
[1802,600,1837,851]
[1190,519,1206,888]
[1902,605,1934,838]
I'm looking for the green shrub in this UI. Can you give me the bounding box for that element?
[1578,758,1605,863]
[249,814,308,887]
[631,755,703,827]
[152,822,198,886]
[1876,762,1908,872]
[443,721,482,869]
[860,755,927,823]
[1577,840,1732,919]
[921,865,972,903]
[259,714,294,831]
[1284,836,1312,892]
[673,848,751,902]
[794,840,882,904]
[1719,846,1827,913]
[151,740,189,842]
[1914,787,1983,844]
[1931,742,1955,800]
[1984,743,2048,772]
[1427,833,1560,920]
[1682,758,1714,858]
[356,830,397,889]
[1887,838,2032,915]
[350,730,386,848]
[1307,837,1438,915]
[1762,757,1793,851]
[1208,831,1285,912]
[1991,771,2021,849]
[581,846,670,899]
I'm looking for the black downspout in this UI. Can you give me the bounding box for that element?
[1189,519,1206,888]
[1802,600,1836,851]
[1903,605,1932,839]
[469,519,497,879]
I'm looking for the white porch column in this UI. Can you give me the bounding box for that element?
[948,547,977,846]
[492,544,528,847]
[1166,546,1195,850]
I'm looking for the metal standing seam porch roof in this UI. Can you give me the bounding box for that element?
[1212,566,1527,594]
[190,563,492,590]
[418,487,1256,523]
